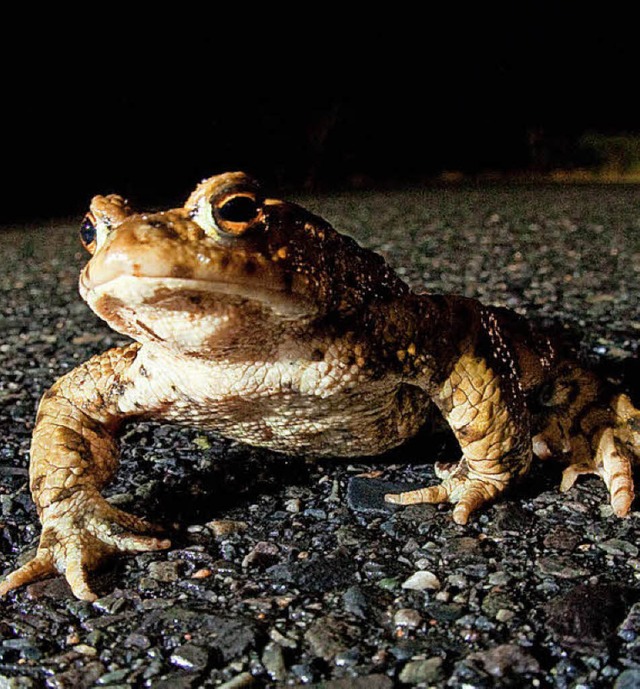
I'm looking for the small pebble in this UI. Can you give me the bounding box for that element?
[342,585,369,619]
[242,541,280,568]
[401,570,441,591]
[393,608,423,628]
[206,519,249,537]
[147,560,181,582]
[262,641,286,681]
[399,657,444,684]
[468,643,540,677]
[169,643,210,672]
[217,672,255,689]
[496,609,516,622]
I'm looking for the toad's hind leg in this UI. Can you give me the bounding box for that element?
[557,393,639,516]
[532,362,638,516]
[386,347,532,524]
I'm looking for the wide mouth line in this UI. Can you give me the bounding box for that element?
[82,274,313,318]
[82,274,281,294]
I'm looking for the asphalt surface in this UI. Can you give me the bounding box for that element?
[0,184,639,688]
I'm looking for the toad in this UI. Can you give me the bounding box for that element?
[1,172,638,600]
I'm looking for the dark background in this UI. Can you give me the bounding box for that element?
[3,11,638,221]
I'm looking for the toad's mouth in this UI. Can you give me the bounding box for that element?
[81,274,314,320]
[81,275,315,351]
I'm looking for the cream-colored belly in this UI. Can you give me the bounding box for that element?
[194,386,421,456]
[119,346,429,457]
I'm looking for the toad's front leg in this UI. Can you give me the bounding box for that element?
[0,344,170,601]
[386,350,532,524]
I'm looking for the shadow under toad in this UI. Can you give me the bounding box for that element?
[112,342,639,532]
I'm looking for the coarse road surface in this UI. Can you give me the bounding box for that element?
[0,183,639,687]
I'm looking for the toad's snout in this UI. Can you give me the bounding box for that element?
[84,213,272,285]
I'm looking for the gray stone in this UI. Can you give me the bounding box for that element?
[537,556,590,579]
[0,677,36,689]
[401,570,440,590]
[147,560,182,583]
[399,657,444,684]
[169,643,210,672]
[262,641,286,681]
[305,615,360,662]
[615,668,640,689]
[342,585,369,618]
[468,643,540,677]
[241,541,280,568]
[393,608,423,628]
[545,583,637,649]
[310,675,393,689]
[346,477,410,513]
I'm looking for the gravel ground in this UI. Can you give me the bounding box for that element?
[0,184,639,688]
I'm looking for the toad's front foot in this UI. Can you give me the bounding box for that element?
[385,460,508,525]
[0,489,170,601]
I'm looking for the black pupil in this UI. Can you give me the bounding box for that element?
[218,195,258,223]
[80,216,96,245]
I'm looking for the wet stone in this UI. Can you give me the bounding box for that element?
[137,608,259,663]
[401,570,441,591]
[206,520,248,538]
[288,553,355,593]
[0,677,36,689]
[346,477,410,514]
[487,503,533,534]
[619,601,640,642]
[1,638,41,661]
[545,583,638,650]
[615,668,640,689]
[304,615,360,662]
[45,660,105,689]
[262,641,286,681]
[487,570,510,586]
[147,560,182,582]
[124,632,151,649]
[389,639,426,661]
[467,643,540,678]
[543,526,582,551]
[95,668,130,685]
[309,675,394,689]
[537,555,590,579]
[441,536,484,564]
[394,608,423,629]
[597,538,639,557]
[482,591,516,618]
[342,585,369,618]
[170,643,210,672]
[148,674,198,689]
[25,576,73,601]
[496,608,516,622]
[426,602,465,623]
[216,673,254,689]
[241,541,280,568]
[398,657,445,685]
[290,663,317,684]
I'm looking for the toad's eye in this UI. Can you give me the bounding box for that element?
[218,194,260,223]
[80,213,97,254]
[212,192,263,236]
